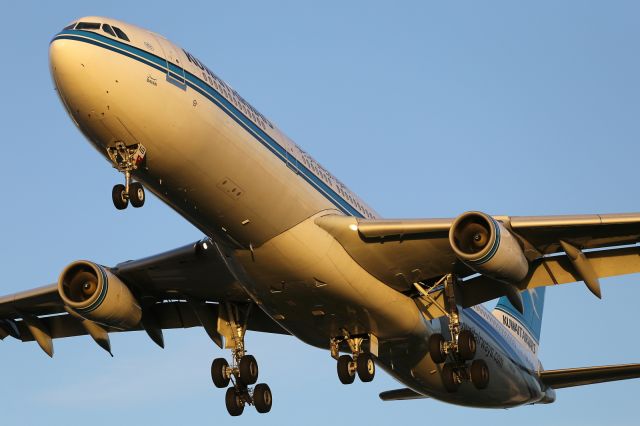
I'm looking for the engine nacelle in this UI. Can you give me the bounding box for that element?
[449,211,529,284]
[58,261,142,330]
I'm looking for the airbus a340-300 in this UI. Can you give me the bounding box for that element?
[2,17,640,416]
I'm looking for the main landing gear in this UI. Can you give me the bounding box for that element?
[330,331,376,385]
[419,274,490,392]
[210,303,272,416]
[107,142,147,210]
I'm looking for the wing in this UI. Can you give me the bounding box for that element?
[316,212,640,310]
[0,239,288,356]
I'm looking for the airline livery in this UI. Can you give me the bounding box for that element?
[2,16,640,416]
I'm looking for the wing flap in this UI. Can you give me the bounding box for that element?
[541,363,640,389]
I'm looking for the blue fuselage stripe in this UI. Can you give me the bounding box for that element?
[53,30,364,218]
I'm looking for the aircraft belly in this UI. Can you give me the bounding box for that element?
[52,37,334,247]
[235,212,427,347]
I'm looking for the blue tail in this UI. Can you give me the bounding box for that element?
[492,288,546,353]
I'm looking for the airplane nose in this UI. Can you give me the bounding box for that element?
[49,38,84,111]
[48,35,114,149]
[49,35,108,134]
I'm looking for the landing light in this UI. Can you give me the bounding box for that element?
[349,224,358,231]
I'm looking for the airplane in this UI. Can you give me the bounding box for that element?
[1,15,640,417]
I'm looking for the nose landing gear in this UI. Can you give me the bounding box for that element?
[107,142,146,210]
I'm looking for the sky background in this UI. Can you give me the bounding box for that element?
[1,1,639,424]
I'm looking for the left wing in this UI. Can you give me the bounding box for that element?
[316,212,640,310]
[0,240,288,356]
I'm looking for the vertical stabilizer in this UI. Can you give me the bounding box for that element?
[492,287,545,354]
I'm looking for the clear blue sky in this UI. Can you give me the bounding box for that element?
[1,1,639,425]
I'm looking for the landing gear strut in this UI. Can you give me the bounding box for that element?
[331,331,377,384]
[416,274,490,392]
[107,142,146,210]
[210,303,272,416]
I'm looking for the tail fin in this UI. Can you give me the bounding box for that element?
[492,287,546,354]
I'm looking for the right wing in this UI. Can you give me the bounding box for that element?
[316,212,640,314]
[0,239,288,356]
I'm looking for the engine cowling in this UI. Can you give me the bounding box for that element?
[58,261,142,330]
[449,211,529,284]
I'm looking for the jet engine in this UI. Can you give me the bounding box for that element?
[449,211,529,284]
[58,261,142,330]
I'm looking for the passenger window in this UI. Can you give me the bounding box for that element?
[112,26,130,42]
[76,22,101,30]
[102,24,116,37]
[63,23,76,30]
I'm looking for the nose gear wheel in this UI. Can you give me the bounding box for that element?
[107,142,146,210]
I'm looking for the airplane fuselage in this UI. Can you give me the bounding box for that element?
[49,16,550,408]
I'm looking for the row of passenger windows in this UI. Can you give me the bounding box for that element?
[64,22,130,42]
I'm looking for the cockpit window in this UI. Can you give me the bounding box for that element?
[112,26,130,42]
[102,24,116,37]
[63,23,76,30]
[75,22,101,30]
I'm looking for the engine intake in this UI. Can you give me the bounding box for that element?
[58,261,142,330]
[449,211,529,284]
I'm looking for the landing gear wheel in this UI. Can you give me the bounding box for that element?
[356,353,375,382]
[211,358,230,388]
[337,354,355,384]
[458,329,476,360]
[238,354,259,386]
[442,363,460,393]
[470,359,490,389]
[225,387,245,416]
[112,184,128,210]
[429,333,447,363]
[253,383,273,413]
[129,182,145,208]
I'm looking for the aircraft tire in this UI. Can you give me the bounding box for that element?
[337,354,356,384]
[442,363,459,393]
[129,182,145,208]
[225,387,245,416]
[112,184,128,210]
[458,330,476,360]
[253,383,273,413]
[356,352,375,382]
[470,359,490,390]
[238,354,259,386]
[211,357,230,388]
[429,333,447,363]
